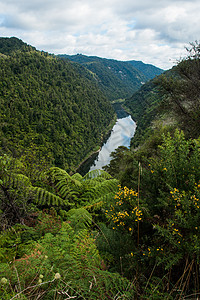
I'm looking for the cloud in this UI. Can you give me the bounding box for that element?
[0,0,200,69]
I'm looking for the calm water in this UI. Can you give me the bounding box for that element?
[78,112,136,175]
[89,115,136,171]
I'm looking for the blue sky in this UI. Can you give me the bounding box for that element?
[0,0,200,69]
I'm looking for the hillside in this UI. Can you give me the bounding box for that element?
[124,55,200,148]
[59,54,163,100]
[126,60,164,80]
[1,39,200,299]
[105,42,200,183]
[0,37,115,171]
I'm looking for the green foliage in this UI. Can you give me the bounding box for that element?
[0,154,37,229]
[124,43,200,148]
[0,222,135,299]
[0,155,119,228]
[124,79,167,147]
[0,37,115,171]
[65,207,92,231]
[101,130,200,297]
[1,39,200,298]
[43,167,119,210]
[147,130,200,215]
[60,54,153,100]
[154,42,200,139]
[126,60,164,80]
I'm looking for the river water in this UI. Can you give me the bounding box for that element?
[77,106,136,175]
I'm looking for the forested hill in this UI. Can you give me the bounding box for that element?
[0,37,115,171]
[125,60,164,81]
[124,54,200,147]
[59,54,164,100]
[1,38,200,299]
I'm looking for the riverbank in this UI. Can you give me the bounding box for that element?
[78,113,136,175]
[73,114,117,174]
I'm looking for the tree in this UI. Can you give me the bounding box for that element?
[155,41,200,138]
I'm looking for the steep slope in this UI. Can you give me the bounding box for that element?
[125,60,164,81]
[0,37,115,170]
[59,54,152,100]
[124,79,162,147]
[125,53,200,147]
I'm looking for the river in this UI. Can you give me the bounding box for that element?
[77,107,136,175]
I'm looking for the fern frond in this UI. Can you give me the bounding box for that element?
[83,179,119,200]
[71,173,83,182]
[47,167,82,187]
[3,173,31,189]
[30,186,66,207]
[66,208,92,230]
[84,200,104,210]
[83,169,112,180]
[85,192,115,210]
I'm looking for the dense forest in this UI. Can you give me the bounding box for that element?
[60,54,163,101]
[1,38,200,299]
[0,37,115,172]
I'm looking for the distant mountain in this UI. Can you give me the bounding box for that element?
[59,54,164,101]
[125,60,164,81]
[0,37,115,170]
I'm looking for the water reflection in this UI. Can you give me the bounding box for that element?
[89,115,136,172]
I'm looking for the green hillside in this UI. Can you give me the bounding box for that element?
[59,54,163,100]
[124,55,200,147]
[1,39,200,299]
[126,60,164,80]
[0,37,115,171]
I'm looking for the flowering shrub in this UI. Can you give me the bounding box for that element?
[105,186,144,233]
[100,130,200,297]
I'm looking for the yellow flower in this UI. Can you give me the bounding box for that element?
[130,252,133,256]
[1,277,8,285]
[54,273,61,280]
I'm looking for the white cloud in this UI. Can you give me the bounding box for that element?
[0,0,200,69]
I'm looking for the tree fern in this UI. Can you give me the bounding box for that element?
[81,179,119,202]
[66,208,93,230]
[83,169,112,180]
[47,167,82,187]
[3,173,31,189]
[71,173,83,181]
[85,192,116,211]
[30,186,64,207]
[1,155,119,226]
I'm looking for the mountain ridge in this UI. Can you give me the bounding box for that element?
[59,54,164,100]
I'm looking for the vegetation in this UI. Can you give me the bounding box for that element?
[0,37,115,171]
[0,39,200,299]
[59,54,163,101]
[125,60,164,81]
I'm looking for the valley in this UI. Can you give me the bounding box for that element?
[0,37,200,299]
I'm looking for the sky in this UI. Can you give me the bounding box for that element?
[0,0,200,70]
